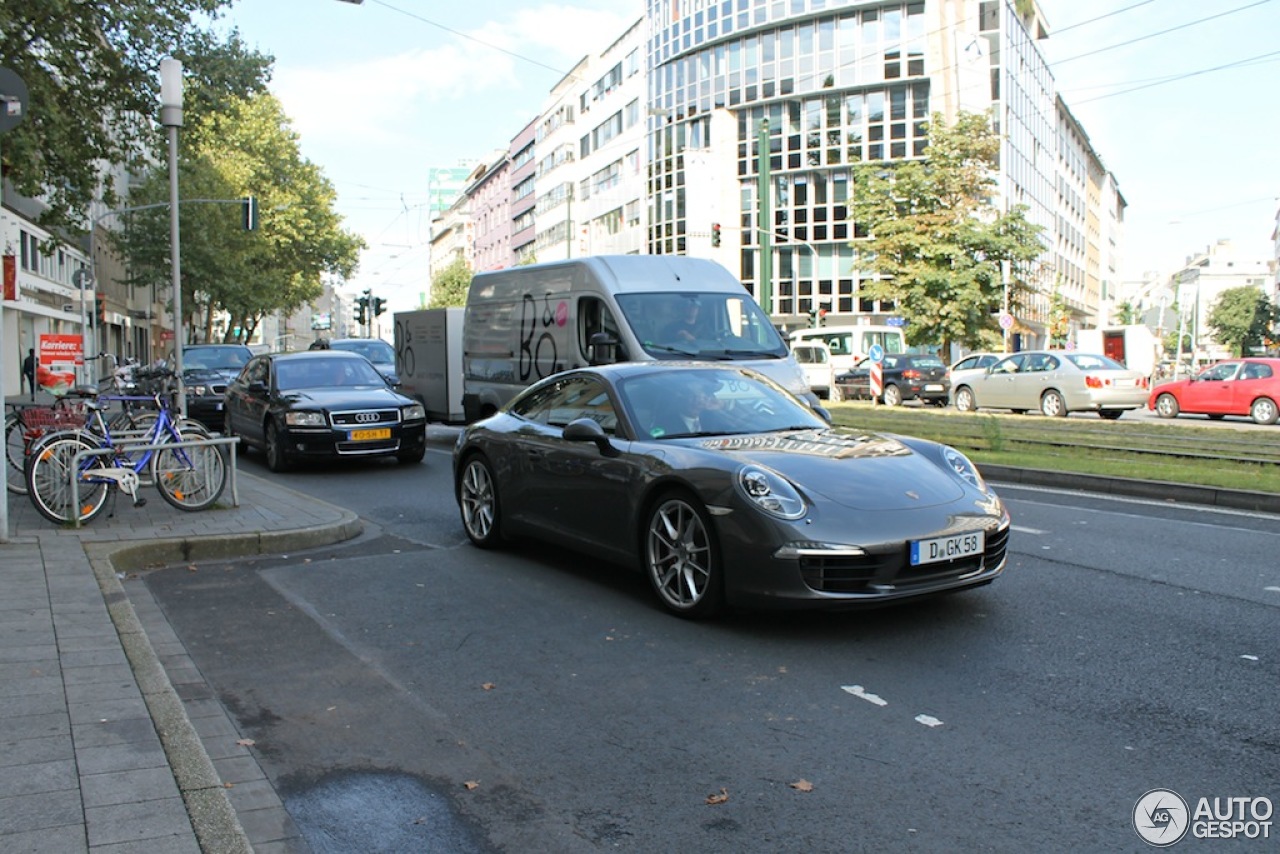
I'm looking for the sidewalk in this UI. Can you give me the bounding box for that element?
[1,449,362,853]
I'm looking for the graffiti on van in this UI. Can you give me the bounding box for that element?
[518,292,567,382]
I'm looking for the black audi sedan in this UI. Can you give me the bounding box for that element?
[224,351,427,472]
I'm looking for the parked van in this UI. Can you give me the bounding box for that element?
[789,324,906,375]
[462,255,811,422]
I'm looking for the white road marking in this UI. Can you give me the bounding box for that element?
[915,715,945,728]
[841,685,887,706]
[1012,525,1044,535]
[1241,655,1259,661]
[1265,587,1280,593]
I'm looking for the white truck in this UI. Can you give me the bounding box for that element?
[461,255,812,422]
[392,307,465,423]
[1075,325,1160,379]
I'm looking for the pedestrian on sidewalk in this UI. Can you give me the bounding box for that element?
[22,347,37,401]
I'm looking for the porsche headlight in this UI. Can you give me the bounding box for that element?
[285,411,327,427]
[737,465,806,520]
[943,446,986,491]
[402,403,426,421]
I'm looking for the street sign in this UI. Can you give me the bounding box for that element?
[870,361,883,400]
[869,343,884,363]
[999,313,1014,330]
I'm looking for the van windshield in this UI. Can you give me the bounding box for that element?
[615,293,788,360]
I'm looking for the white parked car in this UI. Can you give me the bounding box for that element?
[792,341,841,401]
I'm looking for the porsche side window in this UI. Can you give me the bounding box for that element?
[515,376,617,433]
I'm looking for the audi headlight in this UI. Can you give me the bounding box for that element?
[285,411,326,427]
[943,446,986,491]
[737,465,806,520]
[402,403,426,421]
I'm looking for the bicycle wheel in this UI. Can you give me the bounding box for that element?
[152,439,228,511]
[5,412,28,495]
[25,431,111,525]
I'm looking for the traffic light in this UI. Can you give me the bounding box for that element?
[711,222,721,248]
[242,195,259,231]
[818,306,828,327]
[356,290,370,326]
[95,292,106,324]
[372,296,386,317]
[808,307,818,328]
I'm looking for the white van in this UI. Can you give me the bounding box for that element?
[790,341,840,401]
[462,255,811,422]
[789,324,906,376]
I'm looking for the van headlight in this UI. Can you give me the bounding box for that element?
[737,465,806,519]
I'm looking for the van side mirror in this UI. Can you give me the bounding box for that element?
[588,332,619,366]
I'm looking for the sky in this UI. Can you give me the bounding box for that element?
[211,0,1280,312]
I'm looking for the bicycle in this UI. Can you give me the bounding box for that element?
[23,373,229,525]
[5,359,201,496]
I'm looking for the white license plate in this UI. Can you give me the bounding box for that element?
[350,428,391,441]
[924,383,943,391]
[910,530,984,566]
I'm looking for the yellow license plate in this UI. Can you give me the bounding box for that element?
[349,428,391,441]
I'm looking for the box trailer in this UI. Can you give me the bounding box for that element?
[1076,325,1160,378]
[393,307,465,423]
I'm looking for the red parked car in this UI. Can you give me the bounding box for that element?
[1148,358,1280,425]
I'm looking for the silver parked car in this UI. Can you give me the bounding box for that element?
[951,350,1150,419]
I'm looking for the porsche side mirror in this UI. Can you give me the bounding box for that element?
[563,417,618,456]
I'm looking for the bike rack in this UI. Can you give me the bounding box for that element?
[66,435,240,528]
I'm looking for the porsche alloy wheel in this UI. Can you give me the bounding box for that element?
[459,455,503,548]
[644,494,723,618]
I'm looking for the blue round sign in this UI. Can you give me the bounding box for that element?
[869,344,884,363]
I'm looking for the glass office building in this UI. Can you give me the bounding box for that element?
[645,0,1078,338]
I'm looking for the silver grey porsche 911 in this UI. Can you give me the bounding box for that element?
[453,362,1010,619]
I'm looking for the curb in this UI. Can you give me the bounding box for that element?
[981,464,1280,514]
[81,504,363,853]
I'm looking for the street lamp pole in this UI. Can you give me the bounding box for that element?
[160,58,186,415]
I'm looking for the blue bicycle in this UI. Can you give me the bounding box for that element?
[24,375,228,525]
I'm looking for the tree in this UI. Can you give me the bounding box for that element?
[429,257,473,308]
[1207,287,1275,357]
[113,92,363,343]
[850,111,1044,356]
[0,1,260,235]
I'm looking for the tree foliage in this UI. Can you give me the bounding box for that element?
[1207,286,1276,357]
[429,257,473,308]
[850,111,1044,355]
[0,0,266,235]
[112,93,363,343]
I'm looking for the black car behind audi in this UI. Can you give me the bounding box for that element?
[835,353,950,406]
[223,351,427,472]
[182,344,254,431]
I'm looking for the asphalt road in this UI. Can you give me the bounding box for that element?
[140,444,1280,852]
